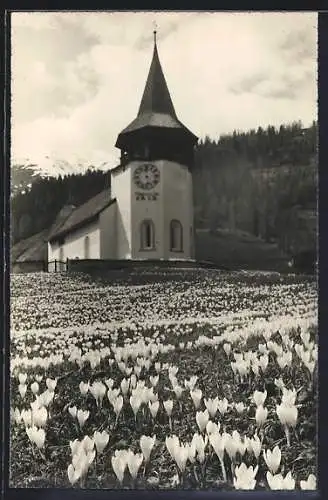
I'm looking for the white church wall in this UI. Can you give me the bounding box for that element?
[99,202,117,259]
[162,160,193,260]
[111,167,132,259]
[130,161,163,260]
[48,220,100,262]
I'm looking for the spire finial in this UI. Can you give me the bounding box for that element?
[153,20,157,45]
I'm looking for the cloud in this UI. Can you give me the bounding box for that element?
[11,11,317,170]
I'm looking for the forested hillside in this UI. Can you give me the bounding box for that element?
[11,121,317,256]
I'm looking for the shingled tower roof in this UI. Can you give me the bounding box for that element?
[115,30,197,147]
[137,33,177,119]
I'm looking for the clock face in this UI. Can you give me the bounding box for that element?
[133,164,160,190]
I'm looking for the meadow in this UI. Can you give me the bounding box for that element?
[10,268,317,490]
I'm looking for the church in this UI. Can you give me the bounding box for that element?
[47,31,198,265]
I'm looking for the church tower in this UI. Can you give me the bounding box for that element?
[111,30,198,260]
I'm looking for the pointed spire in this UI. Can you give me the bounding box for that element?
[153,20,157,46]
[137,29,177,118]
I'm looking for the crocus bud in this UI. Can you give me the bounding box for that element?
[94,430,109,454]
[174,445,189,473]
[173,385,184,399]
[79,381,89,395]
[281,387,297,407]
[130,395,142,417]
[165,435,180,460]
[149,400,159,419]
[263,446,281,474]
[13,408,22,425]
[127,451,143,479]
[255,405,268,427]
[196,409,210,433]
[218,398,229,415]
[163,400,174,417]
[250,434,262,459]
[18,384,27,399]
[235,402,245,414]
[149,375,159,387]
[68,406,77,419]
[140,435,156,463]
[46,378,57,392]
[205,397,219,418]
[18,373,27,384]
[191,433,207,463]
[21,409,32,427]
[31,382,39,395]
[206,421,220,435]
[253,390,267,407]
[67,463,81,485]
[276,404,298,428]
[209,432,225,461]
[190,389,202,409]
[32,406,48,428]
[223,343,231,356]
[77,409,89,428]
[120,378,130,396]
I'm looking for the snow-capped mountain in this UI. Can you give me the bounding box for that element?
[11,155,117,196]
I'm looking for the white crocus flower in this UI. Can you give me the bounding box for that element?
[148,400,159,419]
[18,384,27,399]
[300,474,316,490]
[223,343,231,356]
[276,404,298,428]
[165,435,180,460]
[68,406,77,419]
[263,446,281,474]
[266,471,295,490]
[93,430,109,455]
[196,409,210,433]
[163,400,174,417]
[217,398,229,415]
[250,434,262,459]
[120,378,130,396]
[26,426,46,449]
[205,397,219,418]
[234,462,258,490]
[253,390,267,407]
[190,389,202,409]
[76,409,89,429]
[149,375,159,387]
[46,378,57,391]
[255,405,268,427]
[111,450,128,483]
[30,382,39,395]
[140,435,156,463]
[127,451,144,479]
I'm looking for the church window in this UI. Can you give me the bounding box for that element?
[140,220,155,250]
[170,220,183,251]
[84,236,90,259]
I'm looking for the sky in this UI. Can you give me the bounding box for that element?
[11,11,317,172]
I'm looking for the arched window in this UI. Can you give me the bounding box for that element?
[84,236,90,259]
[140,220,155,250]
[170,220,183,251]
